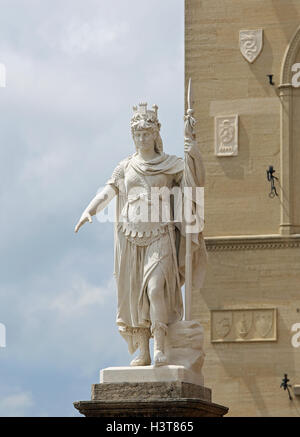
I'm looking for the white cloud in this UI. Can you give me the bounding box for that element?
[49,277,112,316]
[0,0,184,416]
[0,391,34,417]
[59,18,129,56]
[1,273,126,375]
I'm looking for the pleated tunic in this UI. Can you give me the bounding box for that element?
[105,149,207,342]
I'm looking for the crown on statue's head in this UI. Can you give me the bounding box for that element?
[130,102,161,132]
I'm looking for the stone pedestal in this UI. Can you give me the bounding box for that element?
[74,366,228,417]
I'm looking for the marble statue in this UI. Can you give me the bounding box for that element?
[75,91,207,368]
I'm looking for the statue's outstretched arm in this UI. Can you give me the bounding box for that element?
[74,184,116,233]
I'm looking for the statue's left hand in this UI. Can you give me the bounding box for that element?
[184,138,196,153]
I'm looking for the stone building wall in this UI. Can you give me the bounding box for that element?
[186,0,300,416]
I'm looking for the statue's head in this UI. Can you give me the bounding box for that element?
[131,103,163,153]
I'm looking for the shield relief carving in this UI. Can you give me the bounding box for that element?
[236,311,253,338]
[255,312,273,338]
[239,29,263,63]
[214,312,233,339]
[211,308,277,342]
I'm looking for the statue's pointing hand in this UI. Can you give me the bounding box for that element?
[74,212,92,233]
[74,185,117,234]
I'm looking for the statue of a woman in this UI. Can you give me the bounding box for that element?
[75,103,207,367]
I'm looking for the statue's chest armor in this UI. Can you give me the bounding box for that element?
[124,166,170,194]
[119,166,174,242]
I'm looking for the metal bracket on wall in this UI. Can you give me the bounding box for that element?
[267,74,275,85]
[266,165,279,198]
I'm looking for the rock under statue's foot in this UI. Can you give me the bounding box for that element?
[154,350,168,367]
[130,353,151,366]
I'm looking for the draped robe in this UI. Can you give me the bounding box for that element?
[105,144,207,348]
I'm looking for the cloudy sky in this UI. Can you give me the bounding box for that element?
[0,0,184,416]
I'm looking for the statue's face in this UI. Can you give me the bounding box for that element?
[133,129,156,151]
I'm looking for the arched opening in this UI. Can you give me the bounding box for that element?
[279,25,300,234]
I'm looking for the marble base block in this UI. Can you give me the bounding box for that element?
[100,365,204,386]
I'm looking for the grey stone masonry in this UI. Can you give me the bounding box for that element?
[91,381,211,402]
[74,381,228,417]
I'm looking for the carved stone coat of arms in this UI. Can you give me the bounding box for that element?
[239,29,263,63]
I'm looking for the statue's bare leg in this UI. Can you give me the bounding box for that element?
[147,269,168,367]
[130,328,151,366]
[153,322,168,367]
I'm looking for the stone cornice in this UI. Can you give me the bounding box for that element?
[204,234,300,251]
